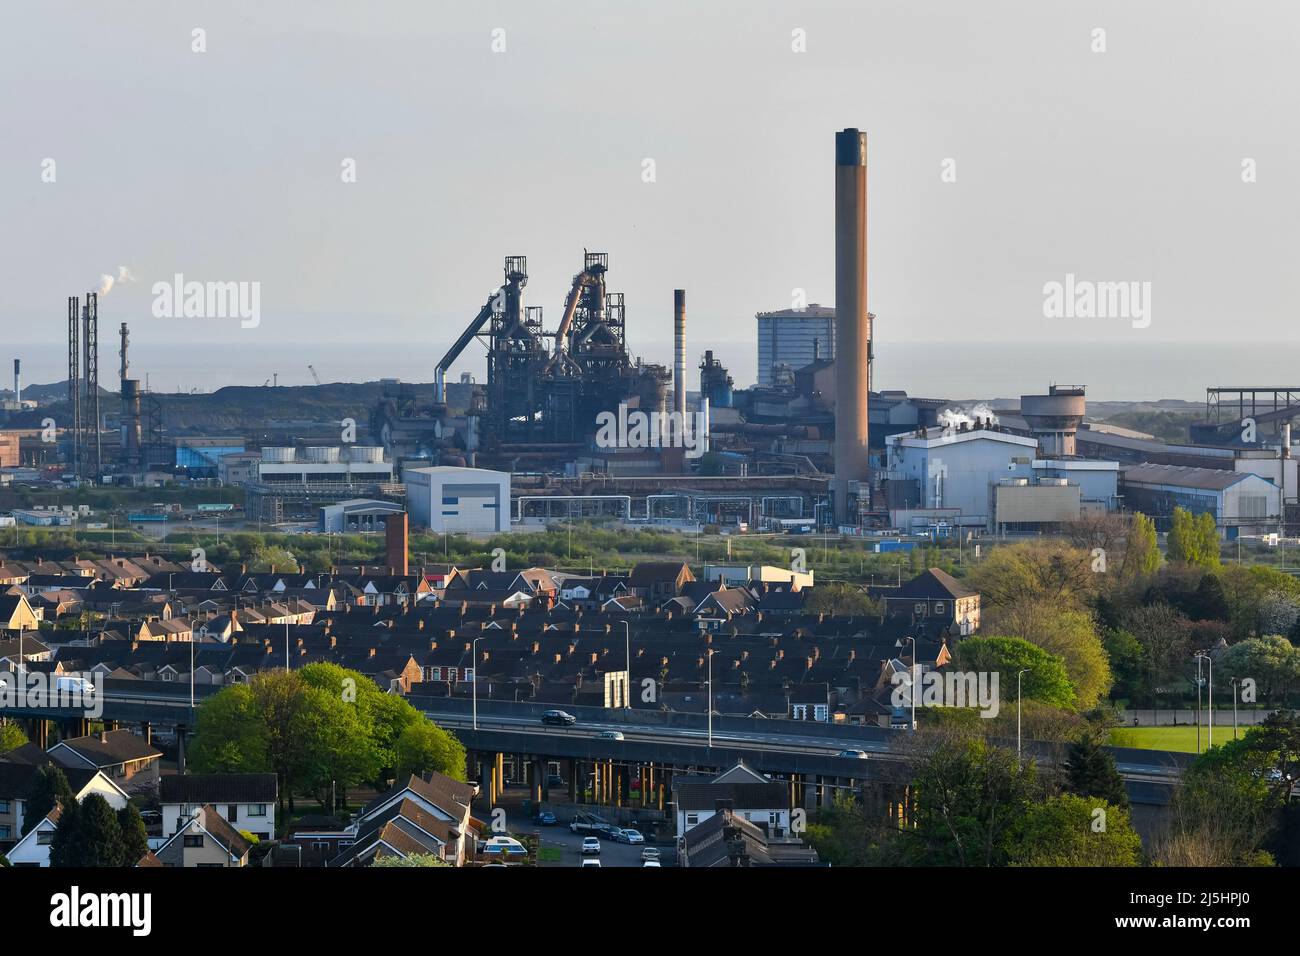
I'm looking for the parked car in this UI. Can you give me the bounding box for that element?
[595,730,625,741]
[641,847,661,863]
[480,836,528,858]
[642,859,661,867]
[837,749,869,759]
[581,837,601,856]
[541,710,577,726]
[546,773,565,788]
[533,810,558,825]
[613,828,645,845]
[54,676,96,696]
[581,858,602,867]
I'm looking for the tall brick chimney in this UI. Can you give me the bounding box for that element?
[385,512,409,576]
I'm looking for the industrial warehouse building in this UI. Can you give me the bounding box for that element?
[405,466,511,534]
[319,498,406,534]
[1119,463,1281,537]
[755,305,837,388]
[884,425,1120,534]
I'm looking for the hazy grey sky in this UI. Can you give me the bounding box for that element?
[3,0,1296,386]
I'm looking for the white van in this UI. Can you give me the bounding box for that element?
[54,676,96,696]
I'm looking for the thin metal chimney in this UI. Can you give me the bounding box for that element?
[11,359,18,406]
[833,128,870,525]
[673,290,687,417]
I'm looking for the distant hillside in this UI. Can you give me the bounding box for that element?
[5,381,441,436]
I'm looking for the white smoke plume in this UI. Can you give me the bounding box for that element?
[96,266,135,296]
[938,402,1000,432]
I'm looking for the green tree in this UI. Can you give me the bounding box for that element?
[1152,712,1300,866]
[953,636,1076,709]
[1121,512,1160,578]
[296,682,382,811]
[191,665,465,813]
[0,719,26,755]
[1196,512,1222,569]
[51,794,126,867]
[1191,572,1230,621]
[249,545,300,573]
[1062,732,1129,807]
[393,720,468,781]
[804,793,876,867]
[1167,507,1196,564]
[1167,507,1221,569]
[1009,794,1141,866]
[1220,637,1300,704]
[900,728,1041,867]
[966,540,1096,611]
[117,805,150,865]
[1102,628,1146,702]
[22,764,73,836]
[986,601,1112,710]
[189,683,271,773]
[371,852,450,867]
[803,582,881,617]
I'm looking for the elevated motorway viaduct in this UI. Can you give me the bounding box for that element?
[3,683,1191,815]
[406,696,1193,814]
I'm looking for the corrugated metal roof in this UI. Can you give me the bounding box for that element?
[1120,463,1256,491]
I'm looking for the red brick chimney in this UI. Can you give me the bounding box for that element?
[385,513,409,576]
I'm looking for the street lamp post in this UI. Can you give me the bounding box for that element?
[1195,652,1213,750]
[1230,677,1239,740]
[1194,656,1203,754]
[904,636,917,731]
[622,620,631,711]
[706,649,714,748]
[1017,669,1031,762]
[472,637,482,730]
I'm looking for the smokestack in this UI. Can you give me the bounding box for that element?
[833,128,870,525]
[700,395,711,454]
[673,290,687,418]
[119,322,142,469]
[12,359,18,406]
[385,512,409,576]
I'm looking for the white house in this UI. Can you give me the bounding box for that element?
[672,762,793,836]
[0,755,129,840]
[159,773,278,841]
[4,806,61,867]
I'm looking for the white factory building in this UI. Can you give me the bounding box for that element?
[405,466,511,534]
[1119,464,1281,538]
[884,426,1119,534]
[319,498,406,533]
[255,446,393,486]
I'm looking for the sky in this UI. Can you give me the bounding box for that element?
[2,0,1297,391]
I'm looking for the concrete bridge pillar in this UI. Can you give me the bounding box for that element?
[530,758,543,805]
[489,752,503,806]
[616,767,628,808]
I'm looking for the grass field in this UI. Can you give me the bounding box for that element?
[1108,725,1245,754]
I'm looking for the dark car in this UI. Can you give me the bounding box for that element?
[541,709,577,726]
[534,810,558,825]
